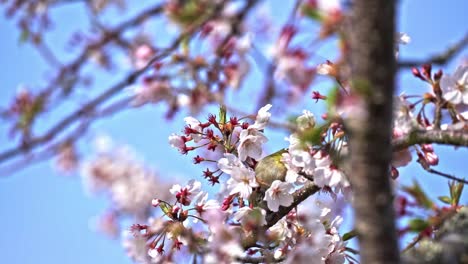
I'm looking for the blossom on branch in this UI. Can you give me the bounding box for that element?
[441,65,468,105]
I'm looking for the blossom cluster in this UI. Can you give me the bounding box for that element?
[86,1,467,262]
[80,136,173,237]
[124,14,468,261]
[123,103,353,263]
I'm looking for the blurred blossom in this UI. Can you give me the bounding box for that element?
[203,209,244,264]
[296,110,315,131]
[54,142,78,173]
[395,32,411,56]
[132,44,156,69]
[81,136,172,220]
[91,211,120,238]
[441,65,468,105]
[394,96,418,134]
[397,32,411,45]
[131,79,172,107]
[252,103,272,130]
[122,230,156,263]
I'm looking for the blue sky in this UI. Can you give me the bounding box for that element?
[0,1,467,263]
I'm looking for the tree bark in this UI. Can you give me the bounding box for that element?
[347,0,400,263]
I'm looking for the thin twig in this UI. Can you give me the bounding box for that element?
[41,3,166,100]
[265,181,320,227]
[0,121,90,176]
[424,167,468,185]
[398,32,468,68]
[236,255,285,263]
[0,95,134,176]
[0,1,233,167]
[35,41,63,67]
[0,32,188,164]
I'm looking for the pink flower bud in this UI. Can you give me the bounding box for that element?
[422,64,432,79]
[391,166,399,179]
[433,69,443,81]
[152,199,161,207]
[421,144,434,152]
[424,152,439,166]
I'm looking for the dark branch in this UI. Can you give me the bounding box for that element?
[265,181,320,227]
[423,167,468,185]
[0,30,191,164]
[236,255,285,263]
[398,32,468,68]
[0,97,132,176]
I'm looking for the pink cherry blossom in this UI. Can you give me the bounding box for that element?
[169,179,202,206]
[441,65,468,105]
[264,180,294,212]
[237,127,268,161]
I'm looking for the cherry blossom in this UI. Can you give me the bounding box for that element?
[264,180,294,212]
[217,153,244,174]
[395,32,411,56]
[237,127,268,161]
[203,209,245,264]
[296,109,316,131]
[316,61,336,76]
[285,220,333,264]
[270,218,293,244]
[81,141,168,216]
[441,65,468,105]
[233,207,267,227]
[314,155,349,190]
[169,179,202,206]
[227,164,259,199]
[184,116,204,143]
[251,103,272,130]
[168,134,186,153]
[193,192,220,221]
[398,32,411,45]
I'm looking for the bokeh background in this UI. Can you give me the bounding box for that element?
[0,1,467,263]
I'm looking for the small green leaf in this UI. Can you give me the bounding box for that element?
[300,122,329,146]
[343,229,357,241]
[402,180,434,209]
[19,29,29,44]
[301,5,323,21]
[408,218,429,232]
[326,85,340,114]
[450,181,464,206]
[219,105,227,125]
[438,196,451,205]
[159,203,173,218]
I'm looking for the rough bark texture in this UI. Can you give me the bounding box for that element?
[347,0,400,263]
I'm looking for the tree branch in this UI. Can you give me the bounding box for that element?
[393,129,468,151]
[423,167,468,185]
[0,0,237,166]
[0,30,192,164]
[0,97,132,176]
[265,181,320,227]
[398,32,468,68]
[236,255,285,263]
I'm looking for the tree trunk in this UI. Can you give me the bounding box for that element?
[347,0,400,263]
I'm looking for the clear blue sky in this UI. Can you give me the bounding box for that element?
[0,1,467,263]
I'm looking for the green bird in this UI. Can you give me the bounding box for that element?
[254,148,288,189]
